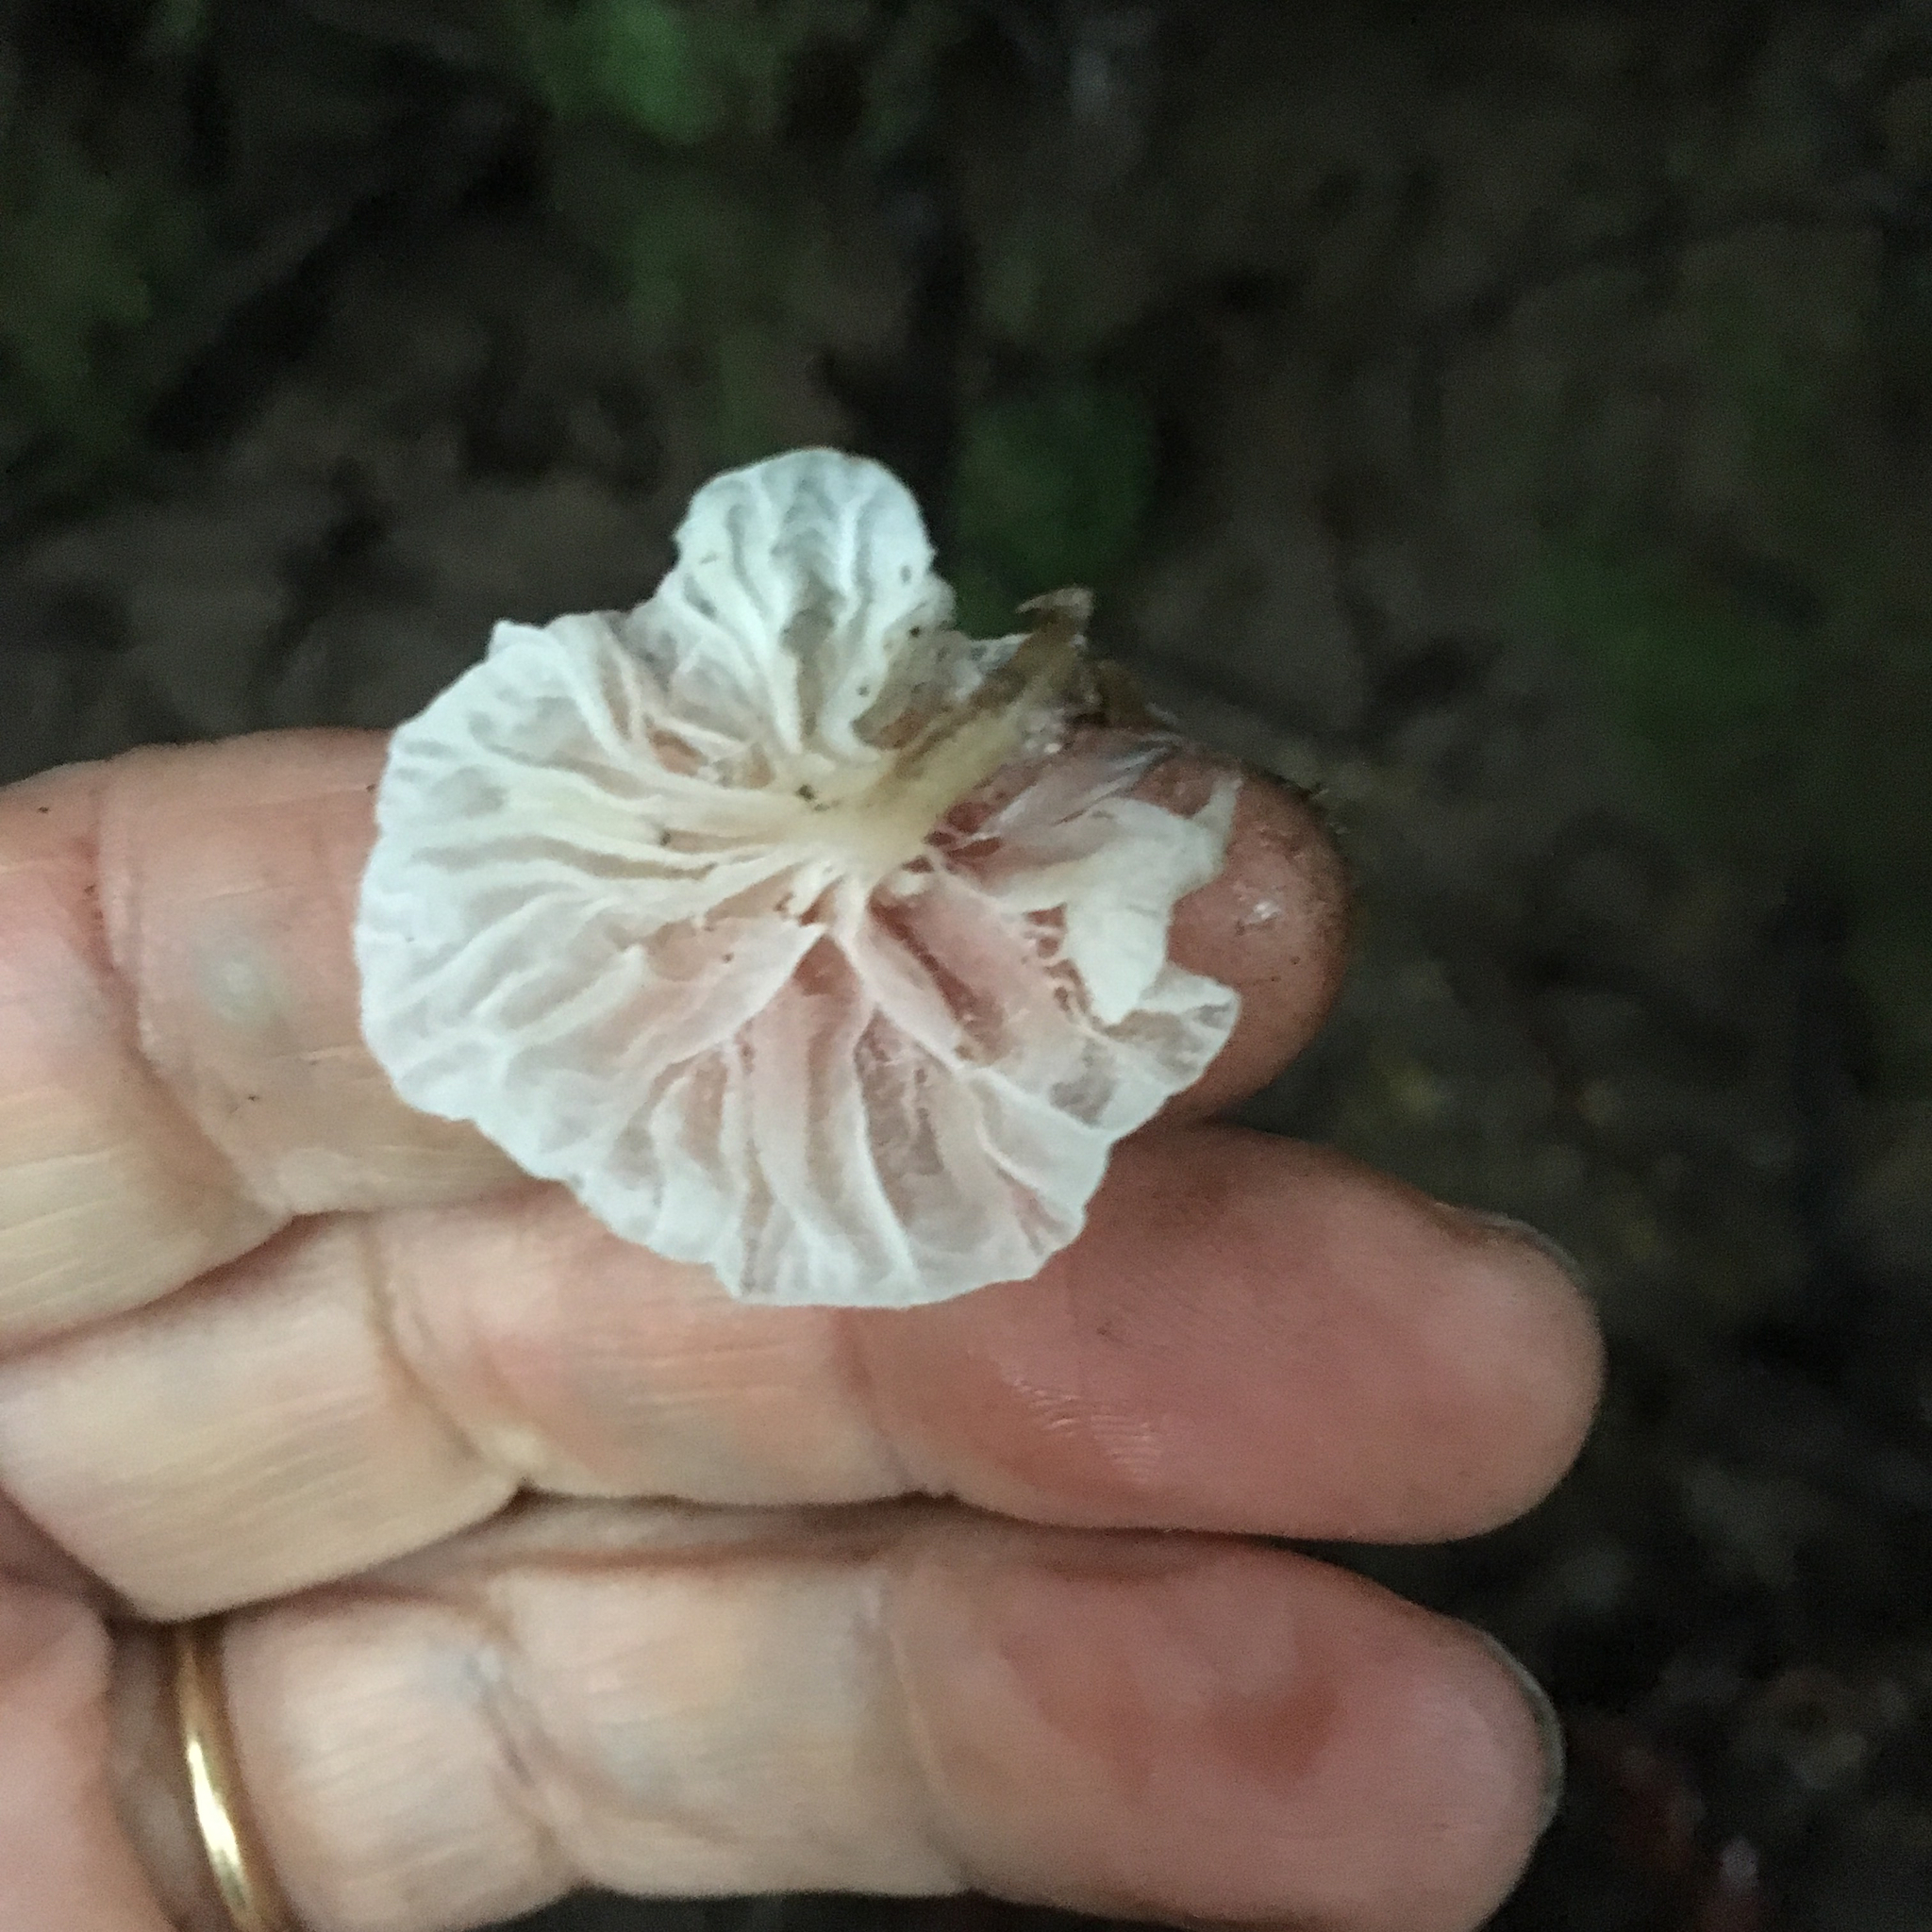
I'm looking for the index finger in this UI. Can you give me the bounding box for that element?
[0,731,1345,1343]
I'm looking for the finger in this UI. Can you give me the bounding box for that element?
[0,1581,174,1930]
[0,737,517,1344]
[119,1508,1557,1932]
[0,1130,1601,1616]
[0,1487,108,1605]
[1141,748,1348,1124]
[0,733,1343,1343]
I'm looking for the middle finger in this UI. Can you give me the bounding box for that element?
[0,1128,1600,1617]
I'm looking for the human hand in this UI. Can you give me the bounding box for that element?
[0,731,1601,1932]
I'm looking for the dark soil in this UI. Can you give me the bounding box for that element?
[6,4,1932,1928]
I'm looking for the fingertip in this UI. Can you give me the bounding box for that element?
[1147,758,1352,1122]
[1470,1628,1567,1839]
[866,1133,1607,1545]
[893,1536,1560,1932]
[1428,1209,1606,1533]
[0,1583,175,1931]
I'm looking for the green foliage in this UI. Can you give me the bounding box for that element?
[951,379,1158,630]
[515,6,1161,597]
[505,0,877,148]
[604,155,760,334]
[510,0,722,143]
[588,0,730,143]
[142,0,211,58]
[1522,537,1810,813]
[1522,288,1932,1083]
[854,0,970,164]
[506,0,974,468]
[1532,525,1932,1079]
[0,99,205,507]
[547,139,857,460]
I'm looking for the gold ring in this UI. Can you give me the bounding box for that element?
[171,1618,295,1932]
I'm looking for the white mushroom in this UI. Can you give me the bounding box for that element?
[355,448,1239,1305]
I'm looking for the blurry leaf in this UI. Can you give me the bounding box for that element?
[587,0,724,144]
[1523,537,1809,812]
[614,156,808,343]
[506,0,881,148]
[508,0,958,476]
[616,159,744,335]
[1698,287,1831,474]
[0,107,206,505]
[952,378,1157,629]
[561,146,851,463]
[144,0,212,58]
[1524,528,1932,1085]
[711,320,791,460]
[858,0,968,162]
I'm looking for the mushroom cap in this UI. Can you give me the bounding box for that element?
[356,450,1239,1305]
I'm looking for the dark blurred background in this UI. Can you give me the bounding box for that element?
[5,2,1932,1926]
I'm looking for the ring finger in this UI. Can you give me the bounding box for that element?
[117,1501,1558,1932]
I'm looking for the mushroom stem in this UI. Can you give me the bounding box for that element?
[815,594,1093,880]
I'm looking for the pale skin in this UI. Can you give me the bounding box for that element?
[0,730,1604,1932]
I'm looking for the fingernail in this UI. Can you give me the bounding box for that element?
[1474,1629,1566,1835]
[1457,1209,1590,1294]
